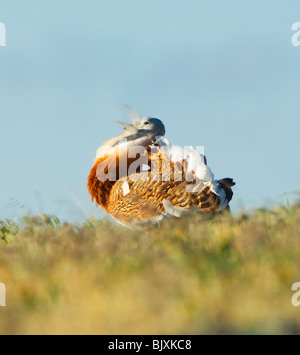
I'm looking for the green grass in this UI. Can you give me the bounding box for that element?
[1,203,300,334]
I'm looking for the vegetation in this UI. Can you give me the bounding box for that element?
[1,203,300,335]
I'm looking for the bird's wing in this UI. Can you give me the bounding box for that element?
[107,150,220,224]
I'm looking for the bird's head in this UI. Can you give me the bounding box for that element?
[118,116,166,142]
[95,107,166,160]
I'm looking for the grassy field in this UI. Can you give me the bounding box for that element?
[1,202,300,335]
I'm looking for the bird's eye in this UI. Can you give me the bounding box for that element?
[144,121,149,125]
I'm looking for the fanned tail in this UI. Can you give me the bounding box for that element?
[217,178,236,204]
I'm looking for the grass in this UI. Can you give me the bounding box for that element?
[1,202,300,335]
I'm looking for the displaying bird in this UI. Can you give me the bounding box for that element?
[87,106,235,225]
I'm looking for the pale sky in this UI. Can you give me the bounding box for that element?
[1,1,300,222]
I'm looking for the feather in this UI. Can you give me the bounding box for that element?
[120,104,141,123]
[122,181,130,196]
[117,121,139,135]
[156,138,213,183]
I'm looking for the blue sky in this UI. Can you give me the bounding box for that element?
[0,1,300,222]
